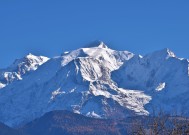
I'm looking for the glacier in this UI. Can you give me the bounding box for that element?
[0,53,49,89]
[0,42,188,127]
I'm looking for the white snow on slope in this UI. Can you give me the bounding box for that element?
[0,42,138,127]
[112,48,189,115]
[0,83,5,89]
[90,83,151,115]
[155,82,166,91]
[50,88,65,100]
[0,54,49,89]
[0,42,188,128]
[86,111,102,118]
[61,42,134,71]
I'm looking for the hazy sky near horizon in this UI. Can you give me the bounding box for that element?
[0,0,189,68]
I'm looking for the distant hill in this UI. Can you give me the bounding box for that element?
[0,122,20,135]
[20,110,129,135]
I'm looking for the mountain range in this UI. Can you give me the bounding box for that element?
[0,41,188,128]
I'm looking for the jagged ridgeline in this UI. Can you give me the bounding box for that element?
[0,41,188,127]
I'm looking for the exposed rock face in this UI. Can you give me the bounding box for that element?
[0,42,188,127]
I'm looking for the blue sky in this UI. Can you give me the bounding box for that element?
[0,0,189,68]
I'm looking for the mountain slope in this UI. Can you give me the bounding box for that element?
[0,53,49,89]
[20,110,127,135]
[0,122,20,135]
[0,42,188,127]
[112,48,189,114]
[0,42,147,127]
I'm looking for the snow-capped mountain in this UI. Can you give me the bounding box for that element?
[0,54,49,89]
[0,42,188,127]
[112,48,189,114]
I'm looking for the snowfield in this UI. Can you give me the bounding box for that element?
[0,41,188,127]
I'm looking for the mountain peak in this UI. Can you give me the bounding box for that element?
[97,41,108,48]
[157,48,176,59]
[25,53,38,59]
[145,48,176,60]
[25,53,49,60]
[1,44,189,128]
[0,54,49,89]
[84,40,108,48]
[13,53,49,67]
[165,48,176,58]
